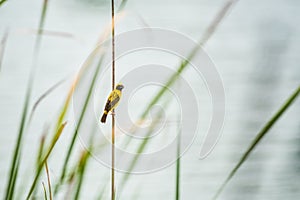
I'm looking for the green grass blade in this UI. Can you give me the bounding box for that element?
[3,0,49,198]
[0,0,7,7]
[54,80,75,131]
[175,112,182,200]
[45,162,53,200]
[42,182,48,200]
[116,0,240,196]
[35,0,48,46]
[143,0,239,118]
[7,155,20,200]
[73,129,94,200]
[28,78,66,125]
[63,169,76,199]
[37,131,47,168]
[26,122,67,200]
[53,17,125,193]
[52,20,122,192]
[73,151,90,200]
[121,0,239,150]
[118,107,166,194]
[4,83,31,200]
[32,132,47,199]
[212,85,300,200]
[54,55,104,195]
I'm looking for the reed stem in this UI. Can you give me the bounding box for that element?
[111,0,116,199]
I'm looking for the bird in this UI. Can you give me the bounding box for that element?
[100,83,124,123]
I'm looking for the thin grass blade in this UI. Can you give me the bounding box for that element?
[54,55,104,194]
[212,85,300,200]
[42,182,48,200]
[36,129,47,166]
[122,0,240,150]
[31,131,47,199]
[28,78,66,125]
[73,129,95,200]
[175,111,182,200]
[4,83,31,200]
[26,122,67,200]
[45,161,53,200]
[53,16,126,188]
[7,155,20,200]
[116,0,240,196]
[73,150,90,200]
[4,0,49,198]
[118,107,166,194]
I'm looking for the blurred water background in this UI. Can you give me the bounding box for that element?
[0,0,299,199]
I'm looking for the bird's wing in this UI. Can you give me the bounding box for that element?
[104,91,120,112]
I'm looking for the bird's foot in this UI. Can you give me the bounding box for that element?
[111,111,115,116]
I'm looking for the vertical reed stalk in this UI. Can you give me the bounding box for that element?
[111,0,116,199]
[174,80,182,200]
[175,110,182,200]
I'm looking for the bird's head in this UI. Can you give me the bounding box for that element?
[116,83,124,91]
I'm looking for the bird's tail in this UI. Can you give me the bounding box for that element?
[100,111,108,123]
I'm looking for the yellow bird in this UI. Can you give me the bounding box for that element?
[100,83,124,123]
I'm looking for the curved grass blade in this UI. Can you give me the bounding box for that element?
[28,78,66,125]
[212,85,300,200]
